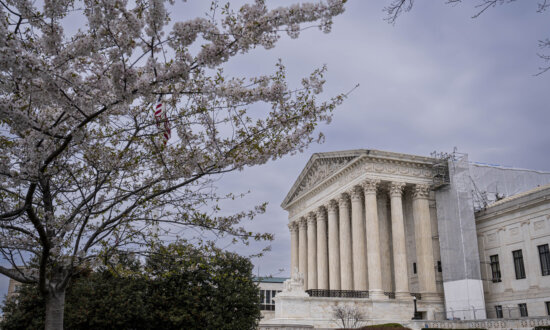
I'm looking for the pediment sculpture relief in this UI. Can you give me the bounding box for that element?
[290,156,356,203]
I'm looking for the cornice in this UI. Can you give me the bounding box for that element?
[476,185,550,223]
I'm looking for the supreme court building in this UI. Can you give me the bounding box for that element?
[268,149,550,328]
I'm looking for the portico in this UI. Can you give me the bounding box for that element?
[280,150,445,323]
[288,181,437,296]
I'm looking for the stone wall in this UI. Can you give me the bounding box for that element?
[260,317,550,330]
[406,316,550,330]
[270,294,445,329]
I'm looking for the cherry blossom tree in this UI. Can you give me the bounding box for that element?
[0,0,347,328]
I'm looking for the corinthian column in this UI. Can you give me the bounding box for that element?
[289,221,299,278]
[339,193,353,290]
[389,182,410,299]
[298,217,308,289]
[363,179,383,298]
[316,206,329,290]
[327,200,341,290]
[413,184,437,294]
[351,186,367,291]
[307,212,317,289]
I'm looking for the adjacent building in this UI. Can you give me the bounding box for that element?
[254,277,287,321]
[477,184,550,319]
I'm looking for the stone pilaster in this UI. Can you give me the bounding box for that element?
[289,221,299,278]
[351,185,368,291]
[412,184,437,294]
[298,217,308,290]
[327,199,341,290]
[390,182,410,299]
[316,206,329,290]
[363,178,383,298]
[339,193,353,290]
[477,233,489,294]
[307,212,317,289]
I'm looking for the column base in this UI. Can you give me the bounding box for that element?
[395,291,413,300]
[369,289,385,300]
[419,292,443,302]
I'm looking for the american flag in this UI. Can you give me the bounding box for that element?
[154,97,171,145]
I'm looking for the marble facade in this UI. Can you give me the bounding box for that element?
[277,150,446,325]
[476,183,550,319]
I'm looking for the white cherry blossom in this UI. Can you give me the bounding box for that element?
[0,1,347,329]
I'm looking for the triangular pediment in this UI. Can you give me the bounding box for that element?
[281,150,368,209]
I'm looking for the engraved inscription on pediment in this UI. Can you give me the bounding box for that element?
[290,156,356,203]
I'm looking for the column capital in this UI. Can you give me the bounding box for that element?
[389,182,406,197]
[316,206,327,221]
[413,184,431,199]
[288,221,299,233]
[307,212,316,225]
[299,217,308,229]
[350,185,363,201]
[362,178,380,194]
[338,193,350,208]
[327,199,338,212]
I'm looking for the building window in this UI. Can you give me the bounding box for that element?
[495,305,503,319]
[546,301,550,316]
[413,262,417,274]
[259,289,281,311]
[518,303,528,317]
[490,254,502,282]
[437,261,442,272]
[513,250,526,279]
[539,244,550,276]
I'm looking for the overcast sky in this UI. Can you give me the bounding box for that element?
[2,0,550,302]
[214,0,550,280]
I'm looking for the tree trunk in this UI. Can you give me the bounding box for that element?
[45,287,66,330]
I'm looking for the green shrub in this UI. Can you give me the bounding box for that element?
[1,246,261,330]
